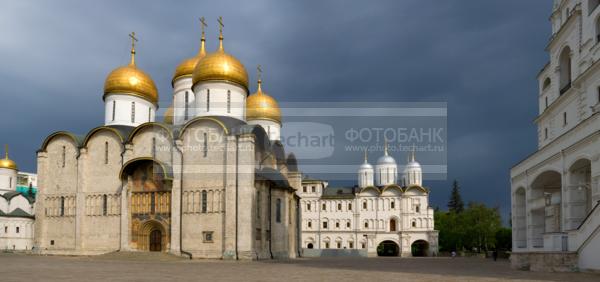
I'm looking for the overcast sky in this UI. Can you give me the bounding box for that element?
[0,1,552,221]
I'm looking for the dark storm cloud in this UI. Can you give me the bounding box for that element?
[0,0,551,221]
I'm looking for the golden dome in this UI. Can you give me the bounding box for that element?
[164,104,174,124]
[192,35,248,90]
[172,33,207,84]
[103,42,158,105]
[246,79,281,124]
[0,145,17,170]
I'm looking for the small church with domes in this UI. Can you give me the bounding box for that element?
[34,18,300,259]
[298,144,438,257]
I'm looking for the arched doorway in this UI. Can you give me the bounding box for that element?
[567,159,592,230]
[411,240,429,257]
[530,171,562,248]
[514,188,526,248]
[390,219,397,231]
[377,240,399,256]
[149,229,162,252]
[120,158,172,252]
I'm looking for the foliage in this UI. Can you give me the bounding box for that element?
[435,182,508,252]
[447,180,464,213]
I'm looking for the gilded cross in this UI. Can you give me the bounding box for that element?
[129,32,138,50]
[217,16,224,35]
[257,65,262,81]
[199,17,207,35]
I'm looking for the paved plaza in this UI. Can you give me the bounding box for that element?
[0,252,599,282]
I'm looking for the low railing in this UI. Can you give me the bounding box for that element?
[560,82,572,95]
[531,238,544,248]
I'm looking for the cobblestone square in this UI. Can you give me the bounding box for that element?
[1,253,599,282]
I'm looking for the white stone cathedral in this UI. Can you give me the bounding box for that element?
[0,146,36,251]
[34,20,300,259]
[298,146,438,257]
[511,0,600,272]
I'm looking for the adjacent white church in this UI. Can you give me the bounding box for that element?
[0,146,36,251]
[299,147,438,257]
[34,21,300,259]
[511,0,600,272]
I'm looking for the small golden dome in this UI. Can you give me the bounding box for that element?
[0,145,17,170]
[164,104,174,124]
[192,35,248,90]
[173,35,207,84]
[103,38,158,105]
[246,79,281,124]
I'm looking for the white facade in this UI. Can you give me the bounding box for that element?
[193,82,247,122]
[104,94,157,127]
[0,165,36,251]
[299,152,438,257]
[511,0,600,272]
[375,149,397,187]
[0,168,17,191]
[247,119,281,142]
[172,77,196,126]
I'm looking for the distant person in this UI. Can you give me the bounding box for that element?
[492,250,498,261]
[451,251,456,258]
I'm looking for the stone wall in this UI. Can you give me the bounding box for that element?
[510,252,579,272]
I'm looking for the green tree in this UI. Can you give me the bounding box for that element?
[495,227,512,251]
[447,180,464,213]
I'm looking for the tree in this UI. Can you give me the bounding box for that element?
[447,180,464,213]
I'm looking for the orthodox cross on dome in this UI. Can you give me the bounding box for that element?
[364,149,368,163]
[217,16,224,50]
[198,17,207,55]
[384,139,388,156]
[257,65,263,92]
[129,32,138,65]
[4,144,8,159]
[199,17,207,37]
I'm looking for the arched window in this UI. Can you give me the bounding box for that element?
[308,221,312,228]
[559,46,572,94]
[322,203,326,211]
[543,77,551,91]
[152,137,156,159]
[307,243,314,249]
[102,194,108,216]
[131,102,136,123]
[390,218,397,231]
[335,222,340,228]
[112,100,116,121]
[325,242,330,249]
[337,203,342,210]
[363,201,367,210]
[60,196,65,216]
[346,222,351,228]
[227,90,231,113]
[337,242,341,248]
[412,220,416,228]
[364,221,369,228]
[348,203,352,211]
[201,190,207,213]
[184,91,189,120]
[61,146,66,168]
[104,142,109,164]
[206,89,210,112]
[390,201,395,209]
[276,198,282,223]
[416,205,420,213]
[148,108,151,122]
[307,202,311,211]
[203,132,208,157]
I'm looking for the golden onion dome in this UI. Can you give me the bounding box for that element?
[172,33,207,84]
[192,35,248,91]
[103,39,158,105]
[163,104,174,125]
[0,145,17,170]
[246,79,281,124]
